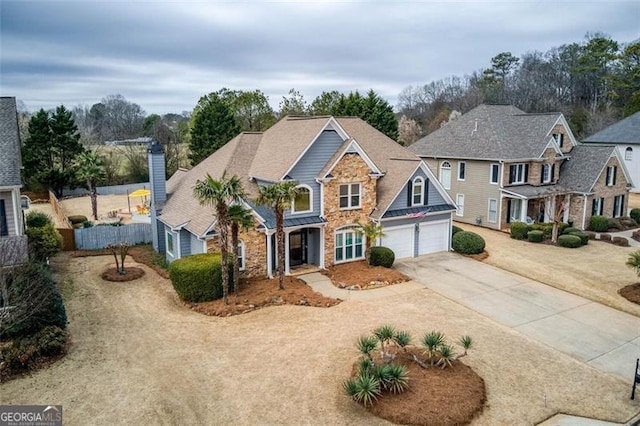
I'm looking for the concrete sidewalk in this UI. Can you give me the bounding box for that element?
[395,252,640,383]
[299,272,423,301]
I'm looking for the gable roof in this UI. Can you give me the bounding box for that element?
[583,112,640,145]
[558,144,623,193]
[408,104,563,161]
[0,97,22,187]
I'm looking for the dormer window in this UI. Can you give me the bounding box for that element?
[541,164,552,184]
[292,185,312,214]
[553,133,564,148]
[412,177,424,206]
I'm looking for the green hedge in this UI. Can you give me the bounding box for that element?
[558,234,582,248]
[510,222,529,240]
[0,263,67,338]
[568,231,589,245]
[67,215,88,225]
[527,230,544,243]
[451,225,463,236]
[0,326,67,375]
[370,246,395,268]
[563,227,579,235]
[631,209,640,224]
[452,231,485,255]
[589,215,609,232]
[25,223,62,262]
[25,211,52,228]
[169,253,234,302]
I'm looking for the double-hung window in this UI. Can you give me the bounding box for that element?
[542,164,551,184]
[488,199,498,223]
[553,133,564,148]
[0,199,7,237]
[237,240,245,271]
[509,163,527,184]
[412,177,424,206]
[339,183,361,209]
[334,229,364,262]
[606,166,617,186]
[613,195,625,218]
[490,164,500,185]
[592,197,604,216]
[166,231,174,256]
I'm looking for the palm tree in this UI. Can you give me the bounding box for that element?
[74,151,106,220]
[228,204,254,293]
[256,181,300,290]
[193,172,245,304]
[626,250,640,277]
[357,220,385,265]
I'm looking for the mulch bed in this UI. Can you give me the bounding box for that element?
[352,347,486,425]
[322,260,410,289]
[619,283,640,305]
[101,267,145,282]
[190,276,341,317]
[73,245,169,279]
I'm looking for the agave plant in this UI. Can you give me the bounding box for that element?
[357,335,378,361]
[458,335,473,355]
[422,331,445,365]
[385,364,409,394]
[374,324,397,362]
[352,375,381,407]
[437,344,456,369]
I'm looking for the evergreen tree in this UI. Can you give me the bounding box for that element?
[189,93,240,166]
[331,90,398,141]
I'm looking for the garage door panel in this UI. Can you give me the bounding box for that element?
[418,221,449,255]
[380,226,414,259]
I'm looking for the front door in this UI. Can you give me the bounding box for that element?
[289,230,307,267]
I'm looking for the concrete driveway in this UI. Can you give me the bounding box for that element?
[396,252,640,383]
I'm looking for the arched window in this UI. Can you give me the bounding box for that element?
[626,147,633,161]
[440,161,451,190]
[292,185,312,213]
[412,177,424,206]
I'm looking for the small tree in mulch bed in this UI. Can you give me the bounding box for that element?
[107,242,131,275]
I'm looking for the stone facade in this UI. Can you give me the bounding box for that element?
[322,153,378,267]
[206,217,267,278]
[582,156,629,228]
[550,123,573,154]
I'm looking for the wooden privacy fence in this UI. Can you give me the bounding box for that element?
[57,228,76,251]
[74,223,152,250]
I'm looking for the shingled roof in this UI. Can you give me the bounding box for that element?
[408,104,562,161]
[583,112,640,145]
[558,144,619,193]
[0,97,22,187]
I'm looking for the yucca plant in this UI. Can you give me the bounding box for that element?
[422,331,445,365]
[437,344,456,369]
[343,377,359,398]
[374,324,397,363]
[357,357,374,376]
[352,375,381,407]
[357,335,378,361]
[458,335,473,356]
[393,330,411,350]
[627,250,640,277]
[385,364,409,394]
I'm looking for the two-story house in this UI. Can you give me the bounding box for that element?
[148,116,456,277]
[409,104,630,231]
[0,97,28,265]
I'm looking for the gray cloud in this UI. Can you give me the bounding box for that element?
[1,1,638,114]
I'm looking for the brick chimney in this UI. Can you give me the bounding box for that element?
[147,141,166,253]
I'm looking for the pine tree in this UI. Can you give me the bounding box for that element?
[189,93,240,166]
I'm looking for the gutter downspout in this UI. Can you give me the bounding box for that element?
[581,194,588,231]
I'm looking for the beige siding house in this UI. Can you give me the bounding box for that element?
[410,105,631,231]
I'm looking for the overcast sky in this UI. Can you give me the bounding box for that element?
[1,1,639,115]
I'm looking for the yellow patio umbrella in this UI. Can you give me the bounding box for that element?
[128,188,151,214]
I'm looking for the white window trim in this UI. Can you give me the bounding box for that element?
[488,198,498,223]
[237,240,245,271]
[490,163,500,185]
[334,228,365,263]
[457,161,466,181]
[339,183,362,210]
[626,147,633,161]
[614,195,624,218]
[166,230,175,256]
[542,164,551,184]
[456,194,464,217]
[606,166,616,186]
[291,184,313,214]
[440,161,452,190]
[412,177,424,206]
[510,163,526,184]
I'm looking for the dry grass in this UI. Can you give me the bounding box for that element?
[457,223,640,317]
[1,254,638,425]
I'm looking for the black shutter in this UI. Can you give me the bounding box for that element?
[591,199,597,216]
[606,167,611,185]
[407,180,413,206]
[0,199,7,236]
[559,134,564,148]
[506,199,512,224]
[524,164,529,183]
[613,197,618,217]
[509,165,515,184]
[540,165,544,184]
[551,164,555,182]
[424,179,429,205]
[613,166,617,185]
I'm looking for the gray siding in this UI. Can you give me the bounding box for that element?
[0,191,16,237]
[0,97,22,187]
[179,229,191,257]
[190,233,205,254]
[285,130,344,219]
[387,168,446,211]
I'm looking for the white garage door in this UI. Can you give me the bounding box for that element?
[418,220,449,255]
[380,225,414,259]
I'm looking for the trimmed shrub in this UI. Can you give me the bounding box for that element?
[563,227,579,235]
[370,246,395,268]
[589,215,609,232]
[0,326,67,374]
[558,222,570,233]
[612,237,630,247]
[0,262,68,338]
[527,230,544,243]
[509,222,529,240]
[569,231,589,245]
[599,233,611,242]
[451,225,463,236]
[25,211,52,228]
[25,223,62,262]
[530,223,553,240]
[557,234,582,248]
[168,253,234,302]
[584,231,596,240]
[452,231,485,255]
[630,208,640,224]
[67,215,88,225]
[608,218,624,231]
[621,216,637,228]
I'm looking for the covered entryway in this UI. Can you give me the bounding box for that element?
[418,220,449,255]
[289,230,307,267]
[380,225,414,259]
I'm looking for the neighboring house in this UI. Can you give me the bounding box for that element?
[0,97,27,265]
[409,104,630,231]
[148,116,455,277]
[582,112,640,192]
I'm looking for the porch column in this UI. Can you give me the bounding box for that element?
[563,194,570,223]
[266,232,273,278]
[520,199,527,223]
[319,226,325,269]
[284,230,290,275]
